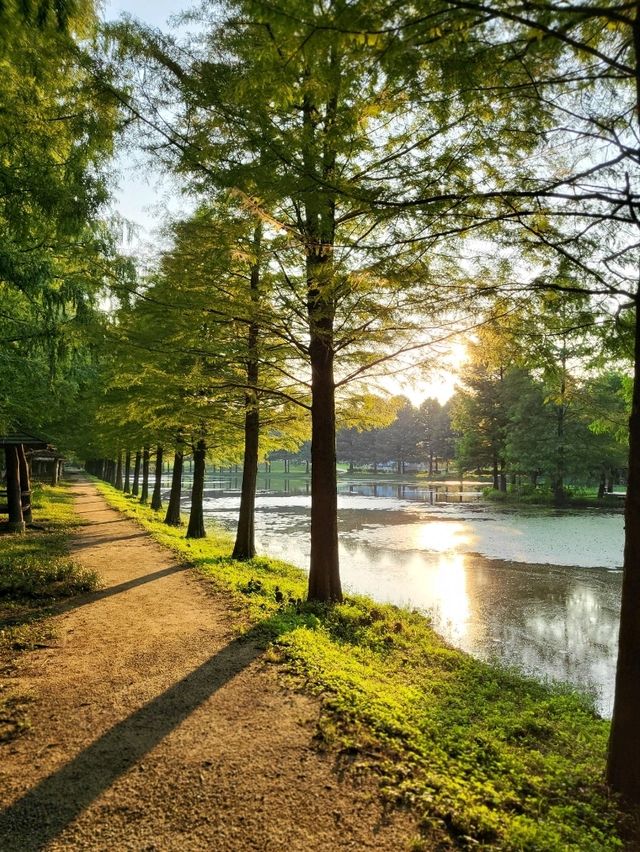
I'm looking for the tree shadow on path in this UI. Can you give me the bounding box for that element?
[0,620,286,851]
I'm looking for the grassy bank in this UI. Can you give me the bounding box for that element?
[484,487,625,510]
[0,484,99,740]
[95,480,624,850]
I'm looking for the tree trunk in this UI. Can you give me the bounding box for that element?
[186,439,206,539]
[124,450,131,493]
[140,446,150,504]
[306,245,341,602]
[5,446,25,532]
[607,11,640,805]
[492,455,499,490]
[151,445,163,510]
[598,469,606,499]
[132,450,141,496]
[233,224,261,560]
[17,444,32,524]
[554,360,567,506]
[115,451,123,490]
[233,397,259,559]
[608,298,640,802]
[164,446,183,526]
[499,462,507,493]
[307,330,341,602]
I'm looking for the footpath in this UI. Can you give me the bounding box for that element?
[0,478,414,851]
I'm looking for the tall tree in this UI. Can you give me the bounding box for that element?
[109,0,520,601]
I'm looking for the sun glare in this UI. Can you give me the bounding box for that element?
[416,520,473,552]
[377,340,469,406]
[435,554,471,641]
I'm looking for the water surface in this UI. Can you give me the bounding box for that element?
[168,473,624,716]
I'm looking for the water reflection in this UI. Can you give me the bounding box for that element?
[160,472,623,716]
[416,521,474,552]
[162,472,487,503]
[434,554,470,643]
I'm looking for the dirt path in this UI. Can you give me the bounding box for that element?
[0,478,416,851]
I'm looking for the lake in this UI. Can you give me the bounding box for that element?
[165,473,624,716]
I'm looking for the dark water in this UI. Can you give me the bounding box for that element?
[164,473,624,716]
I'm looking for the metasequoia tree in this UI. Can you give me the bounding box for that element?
[108,0,541,602]
[0,0,126,448]
[153,205,288,556]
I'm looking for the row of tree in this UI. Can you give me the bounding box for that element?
[337,398,455,474]
[4,0,640,804]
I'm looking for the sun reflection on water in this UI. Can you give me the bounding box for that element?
[434,553,471,642]
[404,549,471,642]
[417,520,473,553]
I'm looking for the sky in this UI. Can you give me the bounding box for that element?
[100,0,465,404]
[101,0,190,247]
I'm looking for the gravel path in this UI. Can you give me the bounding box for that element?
[0,478,416,851]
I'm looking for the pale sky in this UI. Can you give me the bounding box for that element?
[101,0,180,26]
[101,0,190,247]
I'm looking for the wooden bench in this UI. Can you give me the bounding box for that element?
[0,489,30,515]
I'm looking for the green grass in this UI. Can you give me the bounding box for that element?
[95,480,625,850]
[0,483,99,740]
[484,487,624,510]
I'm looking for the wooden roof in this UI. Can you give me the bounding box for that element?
[31,448,65,460]
[0,430,50,449]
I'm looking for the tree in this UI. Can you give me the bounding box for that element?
[417,398,455,474]
[452,327,510,489]
[108,0,529,602]
[378,399,422,473]
[0,0,125,454]
[386,0,640,802]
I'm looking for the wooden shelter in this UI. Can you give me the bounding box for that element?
[0,431,50,532]
[31,448,66,486]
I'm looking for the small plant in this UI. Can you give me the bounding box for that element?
[0,556,99,600]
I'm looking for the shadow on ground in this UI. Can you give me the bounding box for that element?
[0,618,291,851]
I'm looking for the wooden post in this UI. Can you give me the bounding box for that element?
[17,444,32,524]
[5,446,25,532]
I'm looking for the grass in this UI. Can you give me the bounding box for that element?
[95,480,627,850]
[0,483,99,741]
[484,487,624,510]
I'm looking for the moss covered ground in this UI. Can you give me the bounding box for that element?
[95,481,625,849]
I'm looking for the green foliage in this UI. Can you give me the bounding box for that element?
[452,297,630,493]
[97,477,624,849]
[0,0,128,444]
[0,557,98,600]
